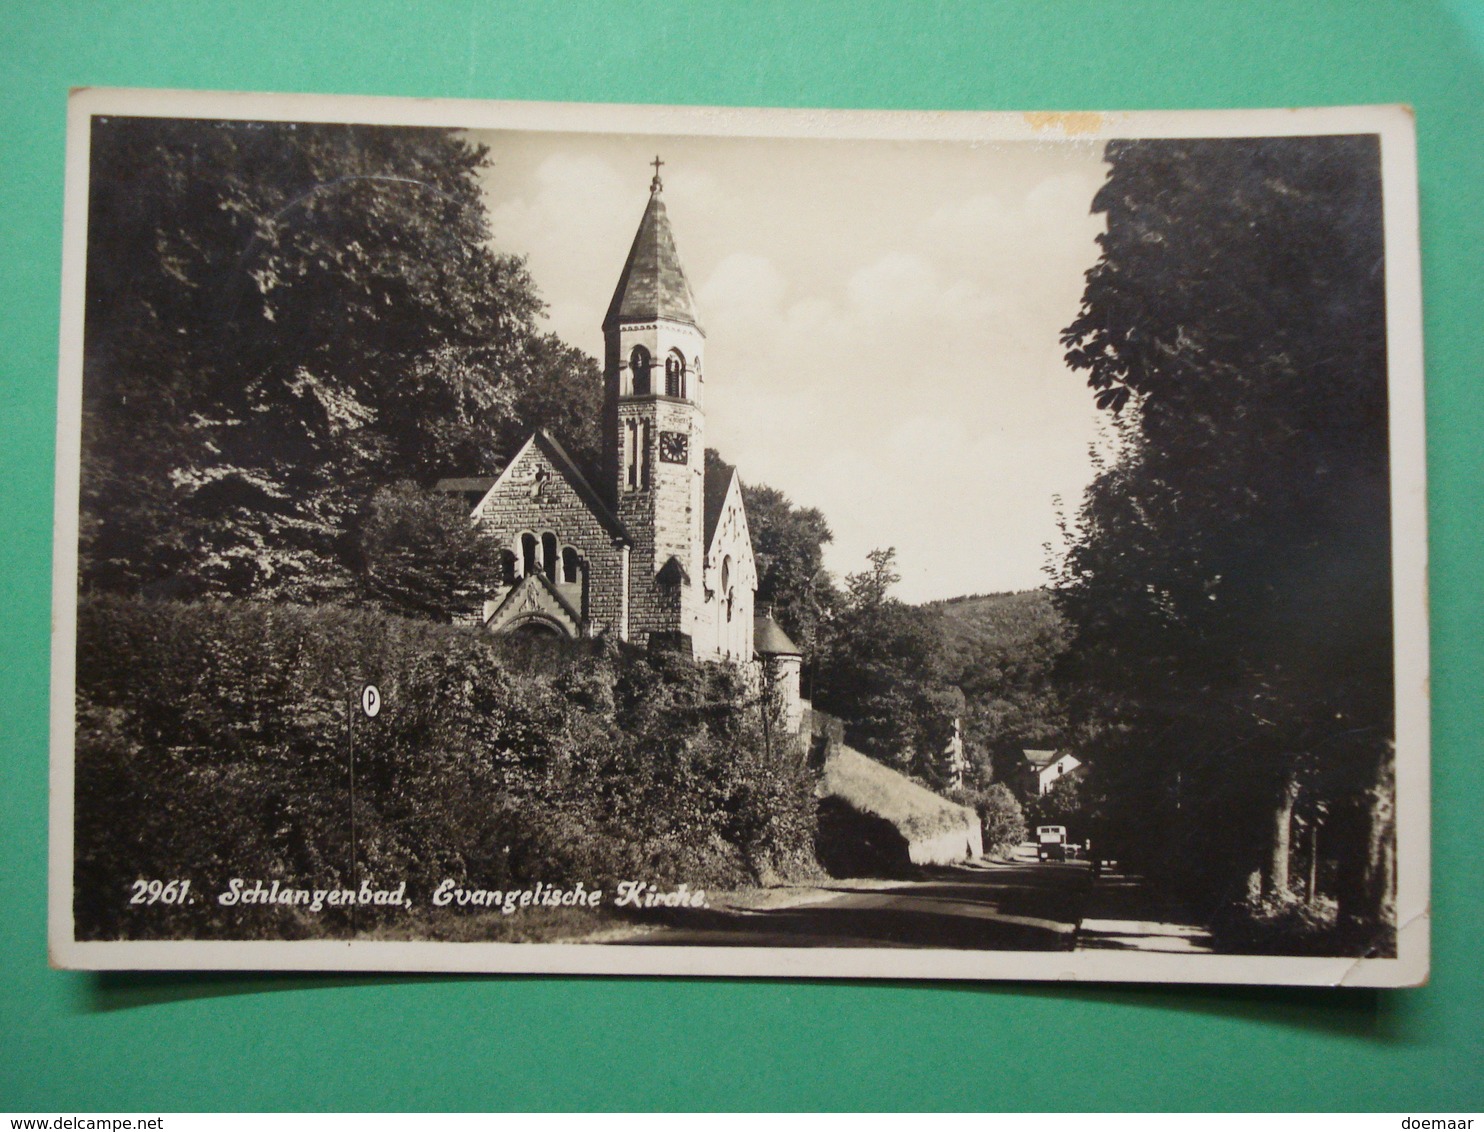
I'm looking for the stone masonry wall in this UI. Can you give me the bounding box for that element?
[473,440,626,636]
[697,475,756,662]
[617,397,705,647]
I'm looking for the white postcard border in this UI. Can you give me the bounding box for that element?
[49,89,1429,986]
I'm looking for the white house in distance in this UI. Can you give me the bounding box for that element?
[1021,748,1084,797]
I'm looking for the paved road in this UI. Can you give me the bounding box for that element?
[627,859,1096,951]
[621,850,1215,952]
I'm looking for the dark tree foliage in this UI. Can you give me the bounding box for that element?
[695,458,971,788]
[704,448,838,651]
[356,481,495,620]
[949,782,1026,855]
[74,596,818,940]
[814,549,966,790]
[933,590,1073,785]
[1025,775,1094,843]
[741,481,836,640]
[1054,137,1394,949]
[81,117,600,604]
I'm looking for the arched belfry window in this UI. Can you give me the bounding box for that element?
[542,533,559,582]
[630,346,652,396]
[665,350,686,399]
[520,533,538,578]
[562,546,582,586]
[623,420,652,491]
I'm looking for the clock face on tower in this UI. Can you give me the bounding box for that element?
[659,430,689,465]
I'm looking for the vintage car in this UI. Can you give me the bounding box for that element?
[1036,824,1068,862]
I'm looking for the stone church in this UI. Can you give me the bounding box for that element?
[447,163,802,721]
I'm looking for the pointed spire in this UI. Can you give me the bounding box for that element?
[603,162,701,331]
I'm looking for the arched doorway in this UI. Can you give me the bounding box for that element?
[506,614,570,638]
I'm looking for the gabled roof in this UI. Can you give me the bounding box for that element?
[1022,748,1059,768]
[433,476,498,495]
[703,459,738,550]
[603,185,701,331]
[485,571,583,637]
[656,555,690,586]
[754,613,801,657]
[471,430,631,545]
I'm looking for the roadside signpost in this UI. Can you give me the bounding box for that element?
[349,683,382,934]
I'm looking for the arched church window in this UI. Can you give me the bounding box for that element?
[520,533,538,578]
[721,556,731,594]
[562,546,582,585]
[542,533,559,582]
[665,350,686,398]
[693,356,702,383]
[630,346,652,395]
[499,548,518,586]
[625,420,637,490]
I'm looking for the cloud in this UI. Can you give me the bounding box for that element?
[490,153,628,254]
[664,166,721,204]
[694,184,1104,599]
[847,252,939,316]
[487,153,636,347]
[698,252,789,328]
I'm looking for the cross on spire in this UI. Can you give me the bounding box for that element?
[649,154,665,192]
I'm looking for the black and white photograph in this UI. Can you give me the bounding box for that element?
[49,90,1427,985]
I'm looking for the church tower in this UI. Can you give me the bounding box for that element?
[602,159,707,647]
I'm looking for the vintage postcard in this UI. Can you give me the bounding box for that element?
[49,89,1428,985]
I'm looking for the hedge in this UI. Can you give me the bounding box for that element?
[73,595,817,939]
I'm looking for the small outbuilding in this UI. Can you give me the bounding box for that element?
[753,612,805,738]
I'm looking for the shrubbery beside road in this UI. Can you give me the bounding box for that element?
[74,595,817,940]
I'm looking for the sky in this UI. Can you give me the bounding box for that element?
[471,128,1111,604]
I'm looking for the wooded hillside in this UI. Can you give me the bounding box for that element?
[928,590,1070,788]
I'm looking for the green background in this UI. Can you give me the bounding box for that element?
[3,0,1481,1112]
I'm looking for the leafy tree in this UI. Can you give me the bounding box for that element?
[740,484,836,644]
[704,448,839,710]
[814,548,965,789]
[509,334,605,486]
[81,117,600,603]
[1054,137,1394,947]
[846,546,901,608]
[357,482,494,620]
[1026,775,1088,840]
[704,449,838,649]
[953,782,1026,855]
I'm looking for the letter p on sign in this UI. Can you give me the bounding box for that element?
[361,684,381,718]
